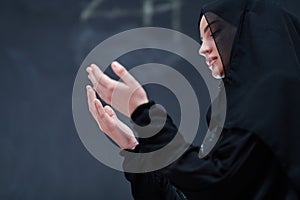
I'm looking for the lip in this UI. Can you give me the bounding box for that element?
[206,57,218,68]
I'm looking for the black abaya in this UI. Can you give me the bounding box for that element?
[123,102,299,200]
[122,0,300,199]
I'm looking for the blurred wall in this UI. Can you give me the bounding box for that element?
[0,0,210,199]
[1,0,299,199]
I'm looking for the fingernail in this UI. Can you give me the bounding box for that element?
[91,64,97,68]
[112,61,121,69]
[86,67,92,72]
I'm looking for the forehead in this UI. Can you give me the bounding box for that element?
[199,16,208,36]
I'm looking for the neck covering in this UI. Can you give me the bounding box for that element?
[200,0,300,192]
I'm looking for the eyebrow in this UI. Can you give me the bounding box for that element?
[200,19,219,41]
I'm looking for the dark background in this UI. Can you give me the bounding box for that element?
[0,0,209,199]
[1,0,299,199]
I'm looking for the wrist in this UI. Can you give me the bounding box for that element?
[129,98,149,116]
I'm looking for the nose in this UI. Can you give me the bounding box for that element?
[199,41,212,57]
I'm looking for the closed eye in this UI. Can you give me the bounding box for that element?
[210,29,221,38]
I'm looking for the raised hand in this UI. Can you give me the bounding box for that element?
[86,85,139,150]
[86,61,149,117]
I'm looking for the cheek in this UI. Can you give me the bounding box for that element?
[212,44,224,73]
[212,42,219,54]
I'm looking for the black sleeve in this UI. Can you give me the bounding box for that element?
[124,171,187,200]
[122,101,260,199]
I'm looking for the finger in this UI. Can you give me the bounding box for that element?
[93,99,107,129]
[89,64,120,103]
[86,85,99,123]
[87,74,97,87]
[93,98,105,117]
[87,66,110,102]
[86,85,94,110]
[90,64,118,87]
[88,75,108,102]
[88,64,103,84]
[92,81,115,105]
[94,99,114,130]
[104,105,117,119]
[111,61,139,86]
[87,66,100,88]
[86,85,96,99]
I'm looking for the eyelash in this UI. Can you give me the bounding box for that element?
[210,30,220,38]
[200,30,220,44]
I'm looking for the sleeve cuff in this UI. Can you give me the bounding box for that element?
[130,100,156,126]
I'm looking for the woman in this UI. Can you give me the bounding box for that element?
[86,0,300,199]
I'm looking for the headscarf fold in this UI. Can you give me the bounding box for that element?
[200,0,300,191]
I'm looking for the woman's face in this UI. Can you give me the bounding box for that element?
[199,16,225,79]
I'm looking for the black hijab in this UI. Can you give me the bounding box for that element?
[200,0,300,191]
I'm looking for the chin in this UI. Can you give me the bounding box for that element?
[212,74,225,79]
[212,71,225,79]
[212,67,225,79]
